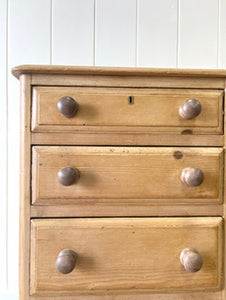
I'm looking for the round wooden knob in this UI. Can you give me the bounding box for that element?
[56,249,77,274]
[180,248,203,273]
[179,99,201,119]
[57,96,79,118]
[181,167,204,186]
[57,167,80,186]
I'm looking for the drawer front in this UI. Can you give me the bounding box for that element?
[32,87,223,134]
[32,147,223,205]
[30,217,223,295]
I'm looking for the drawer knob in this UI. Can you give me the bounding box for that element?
[56,249,77,274]
[179,99,201,119]
[180,248,203,273]
[57,96,79,118]
[181,167,204,186]
[57,167,80,186]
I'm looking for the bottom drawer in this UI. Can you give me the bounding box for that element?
[30,217,223,295]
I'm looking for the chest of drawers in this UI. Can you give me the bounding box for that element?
[12,65,226,300]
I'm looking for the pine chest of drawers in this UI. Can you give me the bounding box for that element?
[12,65,226,300]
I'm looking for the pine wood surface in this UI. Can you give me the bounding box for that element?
[30,204,224,218]
[30,217,223,296]
[31,132,224,147]
[32,146,223,205]
[31,74,225,89]
[11,64,226,79]
[32,87,223,134]
[29,291,223,300]
[13,66,226,299]
[19,75,32,300]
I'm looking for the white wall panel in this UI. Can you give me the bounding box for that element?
[138,0,177,67]
[0,0,8,291]
[219,0,226,68]
[52,0,94,65]
[96,0,136,66]
[8,0,51,292]
[178,0,218,68]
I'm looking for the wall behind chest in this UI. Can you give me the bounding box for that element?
[1,0,226,298]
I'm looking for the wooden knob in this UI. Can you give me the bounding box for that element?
[57,96,79,118]
[56,249,77,274]
[57,167,80,186]
[181,167,204,186]
[180,248,203,273]
[179,99,201,119]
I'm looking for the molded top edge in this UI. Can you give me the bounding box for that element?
[11,64,226,79]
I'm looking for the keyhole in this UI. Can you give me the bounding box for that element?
[128,96,134,105]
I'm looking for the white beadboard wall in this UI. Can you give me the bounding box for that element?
[1,0,226,299]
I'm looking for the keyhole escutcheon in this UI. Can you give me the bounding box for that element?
[128,96,134,105]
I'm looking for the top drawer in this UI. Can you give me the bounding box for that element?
[32,87,223,134]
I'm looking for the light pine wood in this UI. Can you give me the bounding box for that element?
[32,87,223,134]
[222,83,226,300]
[30,204,224,218]
[31,132,224,147]
[19,75,32,300]
[30,217,223,296]
[12,66,226,299]
[32,146,223,205]
[30,291,223,300]
[11,64,226,79]
[31,74,226,89]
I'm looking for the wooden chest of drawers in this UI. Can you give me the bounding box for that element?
[12,65,226,300]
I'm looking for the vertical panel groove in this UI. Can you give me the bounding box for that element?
[219,0,226,68]
[50,0,53,65]
[178,0,218,68]
[217,0,220,68]
[0,0,8,291]
[135,0,138,67]
[96,0,136,67]
[138,0,177,67]
[94,0,96,66]
[8,0,51,292]
[176,0,180,68]
[6,0,8,290]
[52,0,94,66]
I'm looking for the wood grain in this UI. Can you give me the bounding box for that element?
[11,64,226,79]
[30,217,223,295]
[32,87,223,134]
[31,132,224,147]
[222,84,226,300]
[31,74,226,89]
[32,146,223,205]
[13,66,226,300]
[19,75,32,300]
[30,291,224,300]
[30,291,223,300]
[30,204,224,218]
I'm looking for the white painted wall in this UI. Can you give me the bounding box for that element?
[1,0,226,298]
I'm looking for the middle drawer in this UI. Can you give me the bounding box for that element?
[32,147,223,205]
